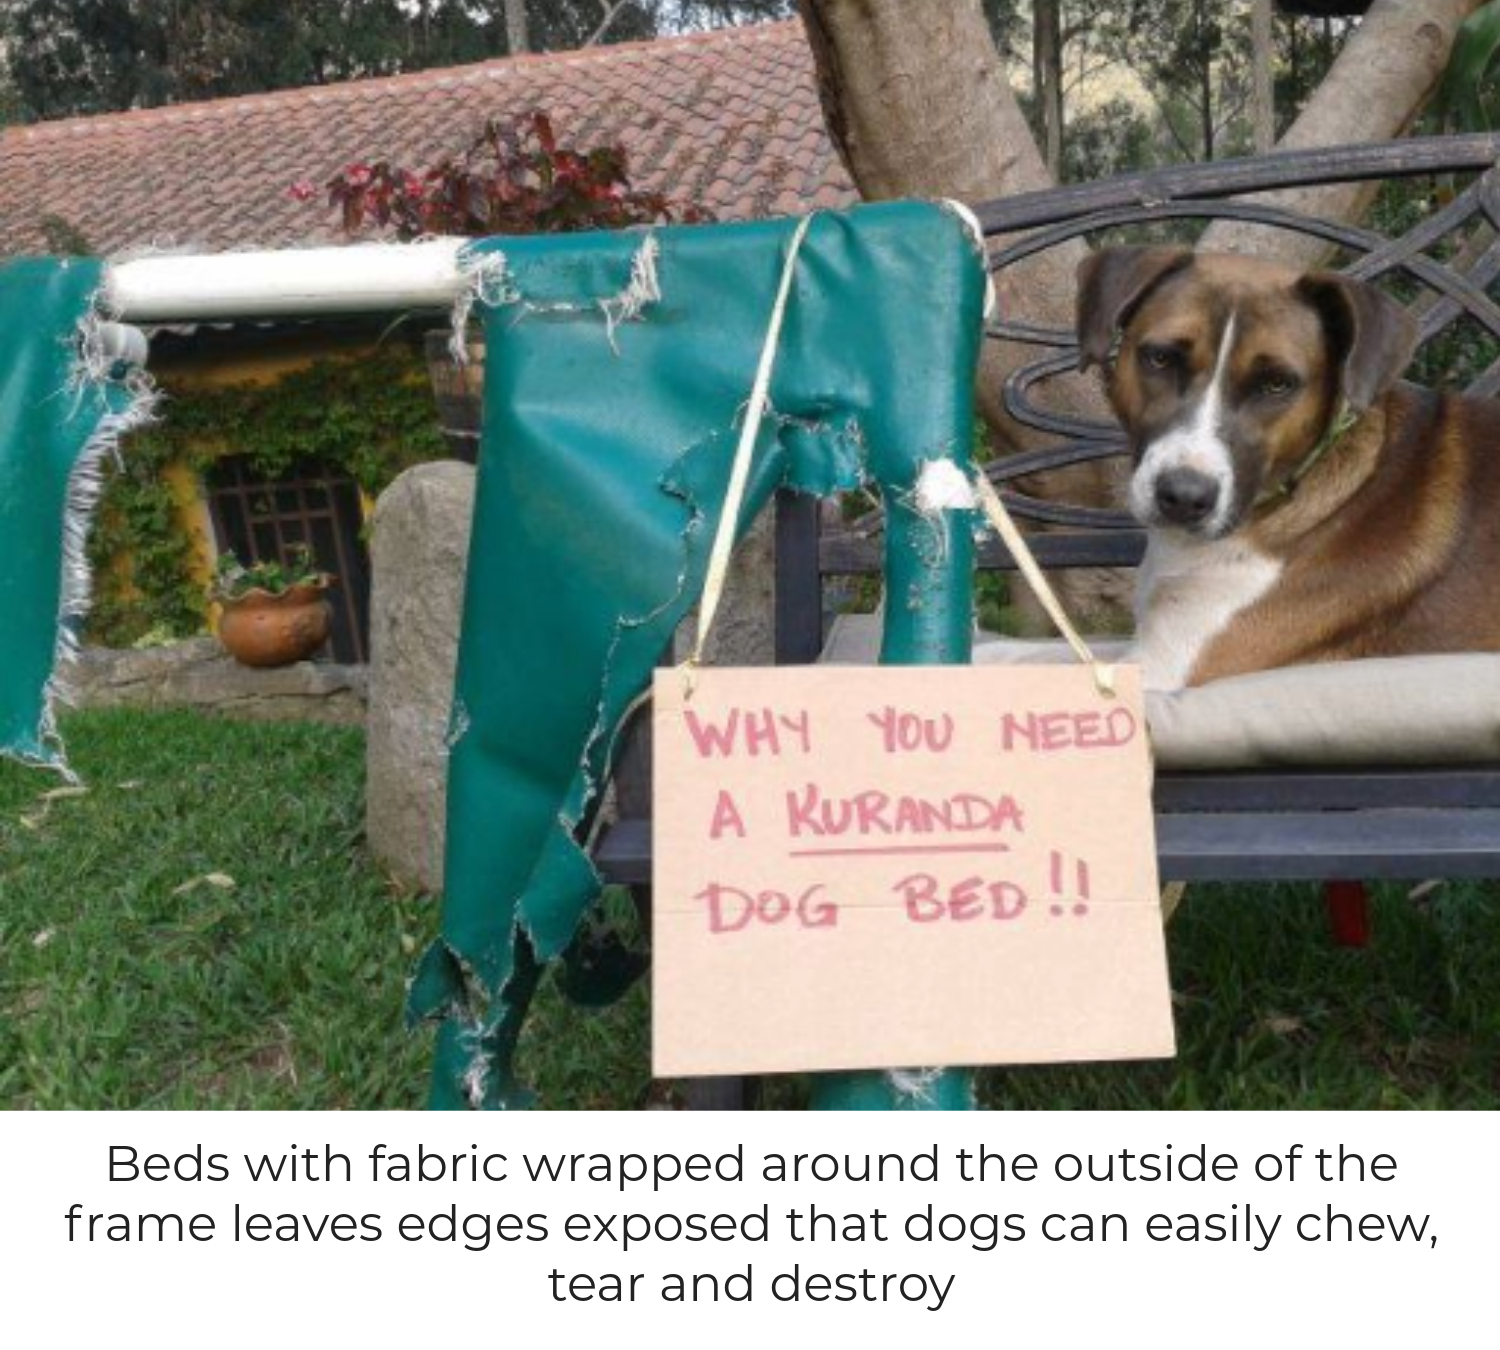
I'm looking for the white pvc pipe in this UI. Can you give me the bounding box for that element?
[97,322,151,366]
[103,238,470,323]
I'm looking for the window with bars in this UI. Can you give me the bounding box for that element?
[205,455,371,664]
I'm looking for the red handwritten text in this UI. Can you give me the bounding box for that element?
[866,705,955,753]
[897,873,1029,923]
[1000,707,1138,753]
[694,883,837,933]
[683,707,811,759]
[786,786,1024,839]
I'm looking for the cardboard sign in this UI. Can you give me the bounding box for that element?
[651,664,1175,1077]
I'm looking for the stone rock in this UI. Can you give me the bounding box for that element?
[364,459,781,896]
[69,636,366,725]
[682,508,778,668]
[365,461,476,895]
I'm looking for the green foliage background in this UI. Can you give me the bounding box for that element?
[88,344,448,649]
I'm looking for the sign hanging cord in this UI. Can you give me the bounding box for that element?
[972,472,1184,916]
[971,472,1117,699]
[680,213,817,694]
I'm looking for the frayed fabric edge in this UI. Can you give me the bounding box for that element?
[599,234,661,355]
[30,296,159,783]
[448,249,517,364]
[448,234,661,364]
[885,1067,944,1105]
[939,199,996,322]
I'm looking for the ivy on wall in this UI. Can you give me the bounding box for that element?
[87,343,449,648]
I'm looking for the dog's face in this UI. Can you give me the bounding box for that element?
[1076,248,1418,539]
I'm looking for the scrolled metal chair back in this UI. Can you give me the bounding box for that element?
[976,133,1500,565]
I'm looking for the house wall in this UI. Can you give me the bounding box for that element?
[143,328,389,620]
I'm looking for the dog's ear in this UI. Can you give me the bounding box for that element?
[1075,247,1193,372]
[1297,273,1418,413]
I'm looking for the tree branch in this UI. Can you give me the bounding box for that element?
[1204,0,1487,263]
[585,0,630,48]
[1136,78,1199,161]
[1061,53,1120,100]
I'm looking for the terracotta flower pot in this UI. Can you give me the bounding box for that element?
[217,579,335,668]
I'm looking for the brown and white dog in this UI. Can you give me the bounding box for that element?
[1077,246,1500,691]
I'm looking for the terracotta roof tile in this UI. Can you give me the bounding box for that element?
[0,19,855,256]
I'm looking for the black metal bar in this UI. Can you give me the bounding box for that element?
[1469,361,1500,400]
[611,710,653,820]
[973,134,1500,237]
[1343,177,1487,282]
[986,437,1130,481]
[595,819,651,887]
[986,318,1075,348]
[1417,232,1500,344]
[1156,767,1500,813]
[990,200,1377,268]
[1158,809,1500,881]
[774,489,824,664]
[598,811,1500,887]
[1001,349,1110,438]
[997,491,1137,531]
[678,1078,753,1109]
[821,529,1146,575]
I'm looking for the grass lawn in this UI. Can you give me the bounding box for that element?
[2,707,1496,1109]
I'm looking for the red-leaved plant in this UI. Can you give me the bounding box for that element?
[292,110,704,239]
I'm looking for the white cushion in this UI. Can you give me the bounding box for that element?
[820,614,1500,771]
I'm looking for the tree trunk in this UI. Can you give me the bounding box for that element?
[799,0,1125,624]
[504,0,530,55]
[797,0,1079,440]
[1034,0,1064,178]
[800,0,1050,206]
[1206,0,1485,264]
[1252,0,1276,153]
[1199,0,1215,160]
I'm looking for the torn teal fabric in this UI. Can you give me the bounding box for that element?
[410,203,986,1109]
[0,259,154,777]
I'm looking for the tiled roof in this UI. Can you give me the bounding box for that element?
[0,19,855,256]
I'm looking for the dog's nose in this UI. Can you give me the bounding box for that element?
[1154,468,1221,526]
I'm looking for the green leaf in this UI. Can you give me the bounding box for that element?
[1434,0,1500,133]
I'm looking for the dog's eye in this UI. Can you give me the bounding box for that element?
[1138,343,1178,372]
[1257,371,1301,398]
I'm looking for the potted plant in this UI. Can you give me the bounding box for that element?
[294,112,703,459]
[212,545,335,668]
